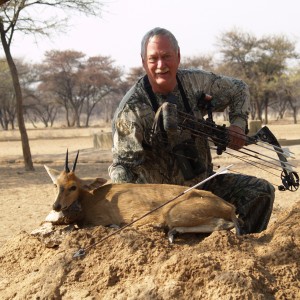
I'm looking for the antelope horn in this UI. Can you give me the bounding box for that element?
[72,150,79,172]
[65,149,70,173]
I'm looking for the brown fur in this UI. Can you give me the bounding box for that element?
[45,165,239,238]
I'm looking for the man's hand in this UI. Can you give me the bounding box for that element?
[228,125,246,150]
[109,165,134,183]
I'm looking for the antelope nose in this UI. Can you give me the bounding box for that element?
[53,203,61,211]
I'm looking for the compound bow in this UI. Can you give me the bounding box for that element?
[177,109,299,192]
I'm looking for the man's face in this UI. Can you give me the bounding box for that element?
[142,35,180,94]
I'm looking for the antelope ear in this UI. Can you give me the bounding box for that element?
[80,177,108,191]
[44,165,61,184]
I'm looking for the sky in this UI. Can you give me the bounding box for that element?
[8,0,300,72]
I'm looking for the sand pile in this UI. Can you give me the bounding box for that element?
[0,201,299,300]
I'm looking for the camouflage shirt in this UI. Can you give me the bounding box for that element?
[108,69,250,186]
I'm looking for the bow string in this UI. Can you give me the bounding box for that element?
[176,110,299,192]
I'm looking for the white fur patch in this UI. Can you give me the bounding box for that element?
[44,210,64,223]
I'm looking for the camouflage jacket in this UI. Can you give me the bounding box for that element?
[108,69,250,186]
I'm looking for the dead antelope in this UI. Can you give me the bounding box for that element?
[44,151,239,242]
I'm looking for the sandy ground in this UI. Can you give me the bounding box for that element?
[0,124,299,299]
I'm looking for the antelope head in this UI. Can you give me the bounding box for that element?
[45,150,81,212]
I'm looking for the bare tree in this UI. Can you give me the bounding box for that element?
[82,55,123,127]
[39,52,123,127]
[0,0,104,170]
[39,50,87,127]
[25,91,60,127]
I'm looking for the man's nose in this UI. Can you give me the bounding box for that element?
[157,58,165,68]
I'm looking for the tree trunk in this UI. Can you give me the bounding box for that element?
[255,100,262,121]
[0,22,34,171]
[64,105,71,127]
[264,93,269,124]
[74,110,81,127]
[292,107,297,124]
[85,113,90,127]
[287,97,298,124]
[264,103,268,124]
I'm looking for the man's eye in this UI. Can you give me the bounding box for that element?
[148,57,157,63]
[162,54,172,60]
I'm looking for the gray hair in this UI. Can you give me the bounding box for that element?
[141,27,179,59]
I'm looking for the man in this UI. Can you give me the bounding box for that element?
[109,27,274,234]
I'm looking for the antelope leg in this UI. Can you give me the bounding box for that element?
[167,218,236,243]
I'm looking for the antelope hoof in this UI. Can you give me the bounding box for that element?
[168,229,178,243]
[107,224,120,229]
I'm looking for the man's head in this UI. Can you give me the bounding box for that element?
[141,27,180,94]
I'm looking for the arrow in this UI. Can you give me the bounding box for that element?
[73,164,234,258]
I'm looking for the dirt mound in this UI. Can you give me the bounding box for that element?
[0,202,299,300]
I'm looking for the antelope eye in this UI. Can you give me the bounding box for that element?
[69,186,77,191]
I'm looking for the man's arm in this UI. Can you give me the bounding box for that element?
[180,69,250,132]
[213,76,250,150]
[211,75,250,131]
[108,105,145,183]
[194,71,250,150]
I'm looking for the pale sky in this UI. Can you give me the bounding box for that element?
[8,0,300,72]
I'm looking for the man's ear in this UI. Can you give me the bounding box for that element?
[141,55,146,69]
[44,165,60,184]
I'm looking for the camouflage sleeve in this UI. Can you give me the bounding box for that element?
[108,102,147,183]
[182,70,251,131]
[211,75,250,130]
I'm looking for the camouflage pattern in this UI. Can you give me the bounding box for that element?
[202,173,275,234]
[109,68,250,185]
[108,68,275,234]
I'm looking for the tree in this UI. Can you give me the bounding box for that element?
[274,72,300,123]
[25,89,60,128]
[180,54,215,71]
[124,67,145,87]
[254,35,298,123]
[39,51,123,127]
[0,0,104,170]
[216,29,263,120]
[216,29,299,123]
[216,29,259,78]
[0,59,16,129]
[39,50,86,127]
[119,66,145,96]
[81,55,123,127]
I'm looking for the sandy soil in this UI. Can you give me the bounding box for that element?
[0,124,299,299]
